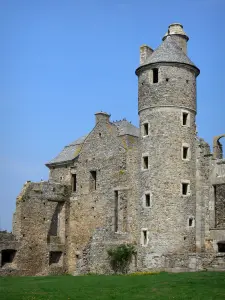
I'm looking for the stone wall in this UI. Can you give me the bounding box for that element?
[215,184,225,228]
[67,119,139,274]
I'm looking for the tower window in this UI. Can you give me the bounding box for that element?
[141,229,148,246]
[182,146,189,160]
[145,193,151,207]
[182,182,190,196]
[153,68,158,83]
[142,156,149,170]
[90,171,97,191]
[72,174,77,192]
[188,217,194,227]
[143,123,149,136]
[182,112,189,126]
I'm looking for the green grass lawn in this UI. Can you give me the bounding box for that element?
[0,272,225,300]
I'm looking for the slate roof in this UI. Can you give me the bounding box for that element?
[140,36,199,72]
[46,135,87,166]
[113,120,139,137]
[46,121,139,166]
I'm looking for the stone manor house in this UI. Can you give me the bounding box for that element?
[1,23,225,276]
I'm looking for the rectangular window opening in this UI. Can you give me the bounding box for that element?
[49,251,62,265]
[183,146,189,160]
[72,174,77,192]
[114,191,119,232]
[153,68,158,83]
[90,171,97,191]
[143,156,149,170]
[145,194,150,207]
[182,183,189,195]
[143,123,149,136]
[218,242,225,253]
[189,218,193,227]
[182,112,188,126]
[1,250,16,266]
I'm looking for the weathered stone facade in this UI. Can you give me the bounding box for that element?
[1,23,225,276]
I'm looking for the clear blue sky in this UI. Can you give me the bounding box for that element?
[1,0,225,231]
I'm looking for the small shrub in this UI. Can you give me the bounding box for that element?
[107,244,136,274]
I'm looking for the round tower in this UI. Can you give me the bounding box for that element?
[136,24,200,267]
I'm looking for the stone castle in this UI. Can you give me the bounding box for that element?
[1,23,225,276]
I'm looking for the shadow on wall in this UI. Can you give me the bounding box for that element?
[48,203,63,238]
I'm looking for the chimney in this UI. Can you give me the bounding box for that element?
[163,23,189,54]
[95,112,111,124]
[140,45,154,65]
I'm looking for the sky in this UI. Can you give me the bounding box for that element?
[0,0,225,231]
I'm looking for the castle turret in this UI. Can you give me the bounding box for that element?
[136,24,200,268]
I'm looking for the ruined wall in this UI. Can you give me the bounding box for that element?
[0,181,70,276]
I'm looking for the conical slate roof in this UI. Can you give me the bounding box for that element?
[143,36,198,71]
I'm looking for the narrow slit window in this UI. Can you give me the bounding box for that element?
[182,112,189,126]
[153,68,158,83]
[183,146,189,160]
[143,156,149,170]
[145,194,150,207]
[114,191,119,232]
[143,123,149,136]
[182,183,189,195]
[142,230,148,245]
[72,174,77,192]
[90,171,97,191]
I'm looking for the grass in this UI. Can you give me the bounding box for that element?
[0,272,225,300]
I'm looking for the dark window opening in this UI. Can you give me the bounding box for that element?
[145,194,150,207]
[90,171,97,191]
[182,112,188,126]
[49,251,62,265]
[218,242,225,252]
[99,133,102,137]
[189,218,193,227]
[153,68,158,83]
[186,80,189,83]
[72,174,77,192]
[142,230,147,245]
[114,191,119,232]
[182,183,189,195]
[1,250,16,266]
[143,156,149,169]
[183,147,189,159]
[143,123,149,136]
[166,78,169,82]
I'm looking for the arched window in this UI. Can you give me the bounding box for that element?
[213,135,225,159]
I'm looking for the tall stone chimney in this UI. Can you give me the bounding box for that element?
[163,23,189,54]
[95,112,111,124]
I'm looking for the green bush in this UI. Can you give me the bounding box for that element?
[107,244,136,274]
